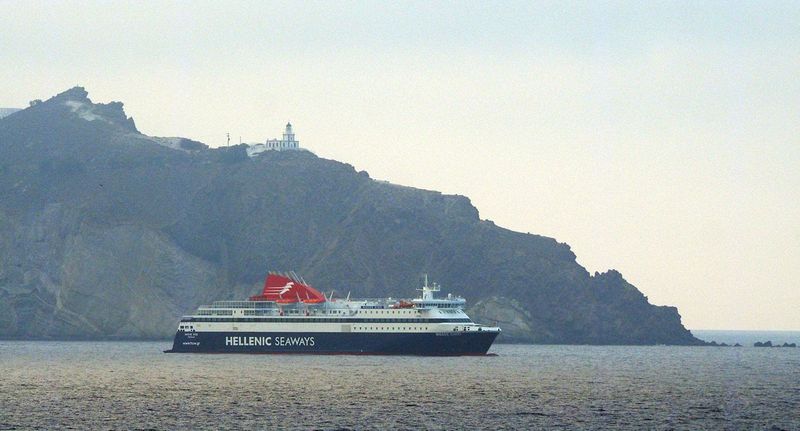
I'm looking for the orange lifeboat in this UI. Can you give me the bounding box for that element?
[302,297,326,304]
[275,297,298,304]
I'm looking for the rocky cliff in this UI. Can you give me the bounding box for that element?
[0,87,702,344]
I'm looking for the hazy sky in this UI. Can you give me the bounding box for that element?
[2,1,798,330]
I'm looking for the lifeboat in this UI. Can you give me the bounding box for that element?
[392,300,415,309]
[275,297,298,304]
[302,297,326,304]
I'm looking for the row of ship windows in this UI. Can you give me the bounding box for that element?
[358,309,418,314]
[199,309,463,316]
[182,318,472,324]
[198,310,233,316]
[355,327,428,331]
[241,310,350,316]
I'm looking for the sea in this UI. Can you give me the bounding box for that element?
[1,332,798,430]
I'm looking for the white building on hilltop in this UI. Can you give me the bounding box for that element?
[246,122,304,157]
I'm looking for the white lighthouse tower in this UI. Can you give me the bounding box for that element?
[282,122,295,145]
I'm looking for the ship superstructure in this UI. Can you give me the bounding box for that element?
[166,273,500,355]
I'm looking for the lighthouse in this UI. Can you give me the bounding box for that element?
[282,122,295,144]
[264,122,300,150]
[246,122,304,157]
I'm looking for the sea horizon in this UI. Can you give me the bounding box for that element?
[3,329,799,347]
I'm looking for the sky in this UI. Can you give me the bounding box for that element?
[1,1,798,330]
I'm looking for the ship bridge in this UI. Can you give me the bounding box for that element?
[411,275,466,309]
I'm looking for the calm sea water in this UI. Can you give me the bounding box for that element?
[1,340,798,430]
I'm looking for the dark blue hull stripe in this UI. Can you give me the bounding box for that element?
[166,331,499,355]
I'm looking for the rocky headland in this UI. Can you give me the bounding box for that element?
[0,87,704,344]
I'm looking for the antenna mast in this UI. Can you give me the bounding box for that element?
[417,273,439,300]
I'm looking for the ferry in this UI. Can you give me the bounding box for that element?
[165,272,501,355]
